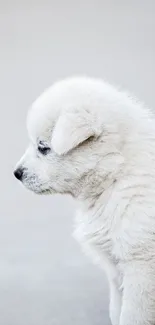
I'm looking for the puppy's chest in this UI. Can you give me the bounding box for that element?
[73,209,115,260]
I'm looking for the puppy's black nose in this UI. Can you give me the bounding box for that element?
[14,168,24,181]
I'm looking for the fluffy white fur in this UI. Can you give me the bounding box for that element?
[15,77,155,324]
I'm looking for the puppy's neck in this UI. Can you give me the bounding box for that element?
[76,172,117,210]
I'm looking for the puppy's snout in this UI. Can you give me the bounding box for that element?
[14,167,24,181]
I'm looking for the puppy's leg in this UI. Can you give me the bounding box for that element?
[102,257,122,325]
[109,279,121,325]
[119,262,155,325]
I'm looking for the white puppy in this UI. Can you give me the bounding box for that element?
[14,77,155,325]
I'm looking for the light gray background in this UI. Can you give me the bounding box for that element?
[0,1,155,324]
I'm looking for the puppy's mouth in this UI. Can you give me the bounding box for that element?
[22,180,55,195]
[37,188,53,195]
[14,168,56,195]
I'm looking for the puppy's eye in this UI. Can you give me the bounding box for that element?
[38,142,51,155]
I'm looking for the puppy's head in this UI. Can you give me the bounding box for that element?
[14,77,124,198]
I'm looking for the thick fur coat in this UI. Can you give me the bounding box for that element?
[14,77,155,325]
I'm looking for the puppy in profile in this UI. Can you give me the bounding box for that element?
[14,77,155,325]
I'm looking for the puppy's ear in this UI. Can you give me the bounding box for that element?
[52,110,101,155]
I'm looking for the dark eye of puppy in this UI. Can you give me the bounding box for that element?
[38,141,51,155]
